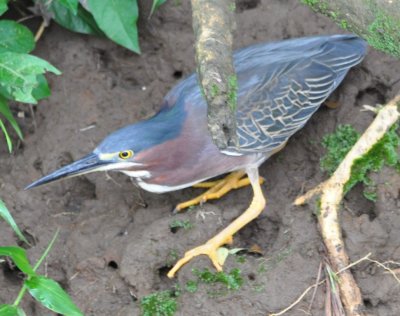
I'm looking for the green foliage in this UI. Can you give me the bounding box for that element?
[0,52,60,103]
[0,199,28,244]
[0,0,168,151]
[87,0,140,53]
[48,1,104,36]
[192,268,243,290]
[185,280,198,293]
[0,0,9,16]
[25,276,82,316]
[43,0,167,51]
[0,228,83,316]
[0,6,60,152]
[227,75,238,111]
[169,219,193,230]
[366,10,400,58]
[150,0,167,18]
[320,124,400,201]
[0,305,24,316]
[344,124,400,199]
[320,124,360,175]
[141,290,177,316]
[0,247,35,276]
[0,21,35,54]
[58,0,79,15]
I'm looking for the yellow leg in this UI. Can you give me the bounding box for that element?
[167,168,266,278]
[175,170,265,212]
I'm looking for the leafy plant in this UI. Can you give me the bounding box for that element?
[141,290,177,316]
[0,199,82,315]
[169,219,193,231]
[0,0,168,151]
[0,199,29,244]
[0,10,60,151]
[192,268,243,290]
[41,0,168,54]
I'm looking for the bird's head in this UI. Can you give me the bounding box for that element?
[25,117,180,190]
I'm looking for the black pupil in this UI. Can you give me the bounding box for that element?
[122,151,128,158]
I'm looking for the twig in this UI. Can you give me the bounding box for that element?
[270,280,326,316]
[34,19,47,42]
[366,258,400,284]
[307,261,323,313]
[270,253,371,316]
[294,95,400,315]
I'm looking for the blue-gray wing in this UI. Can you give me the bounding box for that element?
[227,35,367,154]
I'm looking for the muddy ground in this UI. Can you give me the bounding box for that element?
[1,0,400,315]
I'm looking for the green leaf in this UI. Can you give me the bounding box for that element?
[0,0,9,16]
[25,276,83,316]
[0,20,35,54]
[150,0,167,17]
[0,94,23,140]
[0,199,29,244]
[0,246,35,276]
[87,0,140,53]
[58,0,78,15]
[0,305,25,316]
[32,74,50,101]
[0,52,61,104]
[49,2,104,36]
[0,118,12,151]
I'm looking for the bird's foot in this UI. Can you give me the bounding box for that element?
[174,170,265,212]
[167,234,233,278]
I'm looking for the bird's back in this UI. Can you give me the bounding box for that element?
[161,35,367,155]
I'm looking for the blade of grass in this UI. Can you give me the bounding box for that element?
[0,95,23,139]
[13,229,60,307]
[0,199,29,244]
[0,118,12,152]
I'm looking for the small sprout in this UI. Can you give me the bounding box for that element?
[141,290,177,316]
[257,261,267,274]
[185,280,198,293]
[252,283,265,293]
[192,268,243,290]
[166,249,178,266]
[169,220,193,231]
[235,255,246,264]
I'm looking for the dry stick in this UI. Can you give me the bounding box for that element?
[307,261,323,313]
[34,19,47,42]
[295,95,400,315]
[366,258,400,284]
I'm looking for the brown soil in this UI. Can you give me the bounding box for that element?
[1,1,400,315]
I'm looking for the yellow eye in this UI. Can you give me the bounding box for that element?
[119,150,133,160]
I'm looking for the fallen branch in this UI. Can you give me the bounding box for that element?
[294,95,400,315]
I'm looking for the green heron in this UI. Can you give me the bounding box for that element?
[26,34,367,278]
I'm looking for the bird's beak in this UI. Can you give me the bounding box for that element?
[25,152,108,189]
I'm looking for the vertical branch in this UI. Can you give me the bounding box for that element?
[191,0,238,150]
